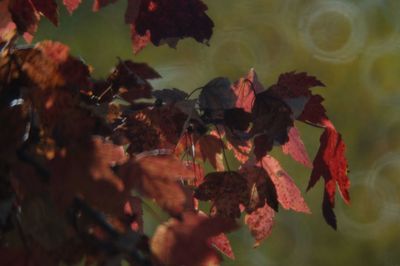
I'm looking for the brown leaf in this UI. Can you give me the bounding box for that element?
[109,59,160,102]
[194,171,249,218]
[197,134,225,171]
[151,212,236,266]
[119,155,194,216]
[123,105,187,154]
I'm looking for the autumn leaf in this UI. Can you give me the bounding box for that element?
[153,88,188,105]
[209,233,235,260]
[197,134,225,171]
[122,105,187,154]
[109,59,160,102]
[31,0,58,26]
[92,0,118,11]
[49,136,128,215]
[282,125,312,168]
[269,71,325,98]
[231,68,263,113]
[151,212,236,266]
[119,155,195,216]
[8,0,38,35]
[259,155,310,213]
[194,171,249,218]
[199,77,235,121]
[245,203,275,247]
[124,196,144,232]
[239,163,278,212]
[251,90,293,159]
[297,92,349,229]
[307,119,349,229]
[63,0,82,14]
[127,0,214,53]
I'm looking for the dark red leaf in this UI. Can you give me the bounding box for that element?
[129,0,214,52]
[194,171,249,218]
[269,71,325,98]
[251,90,293,159]
[224,108,252,131]
[239,163,278,212]
[9,0,39,37]
[31,0,59,26]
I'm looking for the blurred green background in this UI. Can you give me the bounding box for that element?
[34,0,400,265]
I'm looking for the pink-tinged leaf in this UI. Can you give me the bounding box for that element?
[259,155,310,213]
[231,68,263,113]
[209,233,235,260]
[245,203,275,247]
[31,0,59,26]
[282,126,312,168]
[130,25,151,54]
[0,0,16,42]
[63,0,82,14]
[269,71,325,98]
[124,196,144,232]
[92,0,118,11]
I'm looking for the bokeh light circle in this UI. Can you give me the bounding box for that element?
[298,1,367,63]
[359,37,400,106]
[335,172,397,239]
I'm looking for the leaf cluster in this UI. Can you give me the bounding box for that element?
[0,1,350,265]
